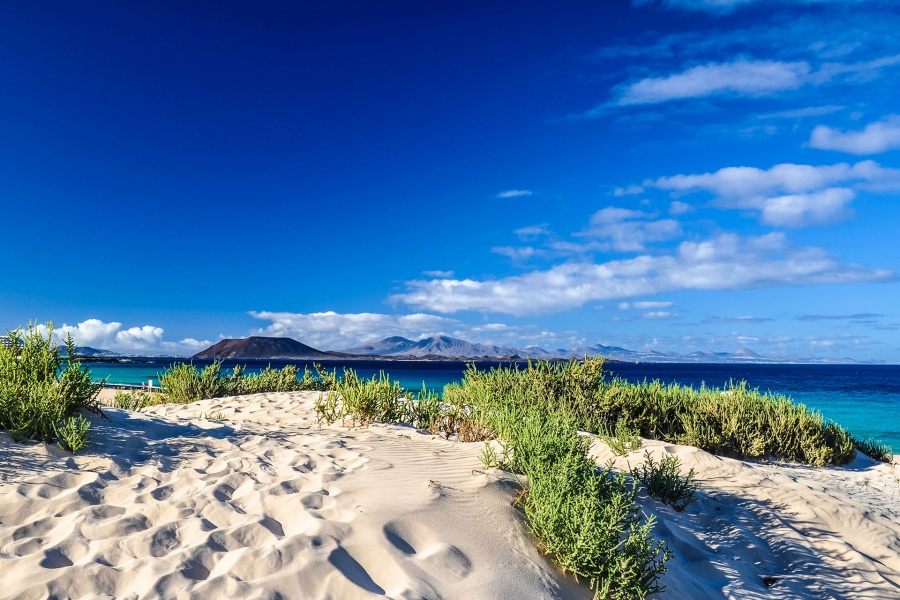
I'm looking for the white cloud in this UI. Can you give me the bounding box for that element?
[422,270,455,278]
[638,311,681,320]
[758,105,845,119]
[513,224,552,240]
[810,115,900,154]
[613,185,645,196]
[653,161,869,197]
[392,233,894,316]
[249,310,461,349]
[492,246,547,261]
[47,318,210,355]
[759,187,855,227]
[610,51,900,107]
[811,54,900,84]
[617,59,810,105]
[497,190,533,198]
[248,310,579,350]
[581,207,682,252]
[618,301,675,310]
[650,160,900,226]
[668,200,694,216]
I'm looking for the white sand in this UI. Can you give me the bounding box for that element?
[592,442,900,598]
[0,392,591,600]
[0,391,898,599]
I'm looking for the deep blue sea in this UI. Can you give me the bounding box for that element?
[84,359,900,452]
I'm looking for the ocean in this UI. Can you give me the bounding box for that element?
[84,359,900,452]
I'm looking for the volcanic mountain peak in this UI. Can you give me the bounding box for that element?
[192,336,330,359]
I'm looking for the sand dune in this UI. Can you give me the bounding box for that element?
[0,392,590,600]
[1,391,898,599]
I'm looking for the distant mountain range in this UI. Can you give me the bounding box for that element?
[58,345,122,358]
[341,335,878,364]
[72,335,880,364]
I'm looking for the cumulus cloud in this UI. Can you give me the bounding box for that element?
[497,190,533,198]
[248,310,580,350]
[392,233,894,316]
[757,188,855,227]
[422,270,455,278]
[249,310,463,349]
[810,115,900,154]
[649,160,900,226]
[653,161,873,197]
[581,207,682,251]
[46,318,210,355]
[617,59,810,105]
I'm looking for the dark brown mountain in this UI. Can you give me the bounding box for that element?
[192,336,331,359]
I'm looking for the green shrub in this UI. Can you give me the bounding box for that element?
[109,389,161,411]
[852,436,894,463]
[452,384,670,598]
[405,384,443,431]
[55,414,91,453]
[600,422,642,456]
[0,323,102,451]
[158,361,332,403]
[630,450,699,512]
[447,359,857,467]
[324,369,406,425]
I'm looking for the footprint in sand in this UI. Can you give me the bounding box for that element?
[149,524,181,557]
[151,485,174,501]
[383,520,472,580]
[38,547,73,569]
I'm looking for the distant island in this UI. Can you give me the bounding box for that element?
[193,336,334,360]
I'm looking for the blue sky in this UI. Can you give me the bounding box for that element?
[2,0,899,361]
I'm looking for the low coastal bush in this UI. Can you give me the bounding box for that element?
[157,361,334,404]
[315,371,493,440]
[110,389,162,411]
[852,436,894,463]
[630,450,699,512]
[0,323,103,453]
[320,366,671,598]
[446,359,859,466]
[487,399,671,598]
[600,422,642,456]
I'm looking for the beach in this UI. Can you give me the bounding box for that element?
[1,390,899,599]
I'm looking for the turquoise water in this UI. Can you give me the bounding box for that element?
[85,359,900,452]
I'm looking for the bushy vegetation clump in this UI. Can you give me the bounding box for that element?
[852,435,894,463]
[0,323,103,452]
[318,365,671,598]
[630,450,699,512]
[445,359,859,466]
[600,422,642,456]
[110,389,162,411]
[157,361,335,404]
[314,370,492,440]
